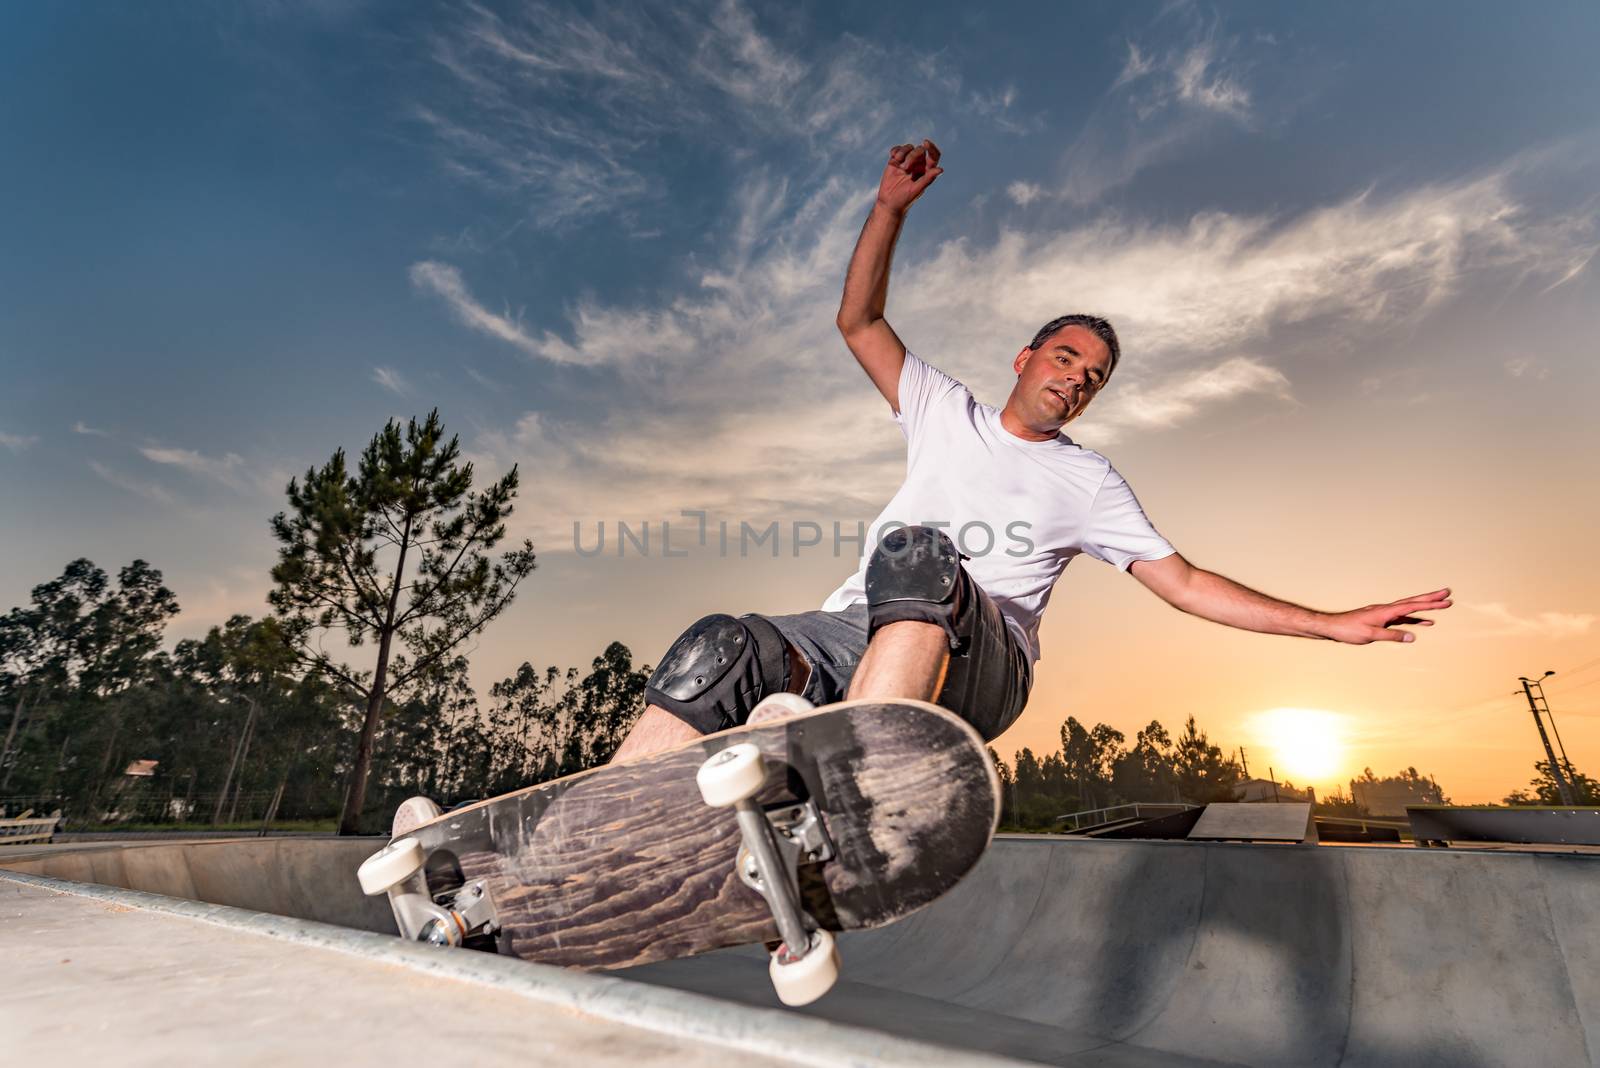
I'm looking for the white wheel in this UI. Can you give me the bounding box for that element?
[769,929,840,1006]
[696,743,767,807]
[747,692,815,724]
[391,796,443,837]
[357,836,424,895]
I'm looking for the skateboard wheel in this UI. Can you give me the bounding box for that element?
[357,836,425,895]
[391,795,443,837]
[768,929,840,1006]
[748,693,814,723]
[696,743,767,807]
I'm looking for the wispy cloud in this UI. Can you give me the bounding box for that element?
[140,446,249,491]
[72,421,110,437]
[410,261,590,364]
[441,150,1592,547]
[371,365,410,395]
[0,430,38,452]
[89,460,175,504]
[1007,181,1044,207]
[1060,16,1266,206]
[170,564,274,636]
[1504,357,1550,380]
[465,366,502,391]
[1467,602,1596,638]
[415,0,898,228]
[1094,358,1292,441]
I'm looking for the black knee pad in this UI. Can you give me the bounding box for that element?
[865,526,965,649]
[645,613,792,734]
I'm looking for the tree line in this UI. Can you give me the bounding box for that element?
[0,412,643,834]
[988,715,1249,830]
[0,556,650,831]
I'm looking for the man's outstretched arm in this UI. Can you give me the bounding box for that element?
[837,139,943,413]
[1129,552,1452,644]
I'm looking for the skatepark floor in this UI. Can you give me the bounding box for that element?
[5,833,1598,1066]
[2,867,1023,1067]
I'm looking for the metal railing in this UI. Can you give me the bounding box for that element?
[1054,802,1195,833]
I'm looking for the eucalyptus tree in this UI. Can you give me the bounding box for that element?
[0,559,178,800]
[269,411,537,834]
[1060,716,1126,812]
[172,615,299,823]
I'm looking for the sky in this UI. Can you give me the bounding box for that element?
[2,1,1598,803]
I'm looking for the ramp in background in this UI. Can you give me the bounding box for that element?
[626,836,1600,1066]
[1187,801,1315,843]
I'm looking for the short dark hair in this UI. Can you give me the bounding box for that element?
[1027,315,1120,375]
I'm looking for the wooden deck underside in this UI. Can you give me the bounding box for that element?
[408,700,1000,969]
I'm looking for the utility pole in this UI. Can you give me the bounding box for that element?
[1520,673,1575,805]
[1239,747,1251,779]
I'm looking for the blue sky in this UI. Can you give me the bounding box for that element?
[3,1,1598,799]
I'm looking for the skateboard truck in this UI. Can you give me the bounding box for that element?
[358,838,500,947]
[697,743,841,1006]
[734,798,833,895]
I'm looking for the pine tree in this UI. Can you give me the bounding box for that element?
[269,411,537,834]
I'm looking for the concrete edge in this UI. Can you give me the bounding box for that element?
[1,868,1030,1068]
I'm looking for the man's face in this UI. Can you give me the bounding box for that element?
[1010,325,1113,430]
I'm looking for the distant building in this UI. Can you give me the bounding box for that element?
[1234,779,1315,804]
[123,759,159,778]
[1351,774,1443,817]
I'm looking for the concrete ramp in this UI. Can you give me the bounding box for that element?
[0,836,394,932]
[626,837,1600,1066]
[1187,802,1315,843]
[7,834,1598,1065]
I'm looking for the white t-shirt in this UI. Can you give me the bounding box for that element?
[821,350,1176,661]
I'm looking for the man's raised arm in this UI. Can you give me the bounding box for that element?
[837,140,944,413]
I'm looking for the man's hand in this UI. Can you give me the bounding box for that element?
[877,140,944,217]
[1317,589,1453,644]
[1130,553,1452,645]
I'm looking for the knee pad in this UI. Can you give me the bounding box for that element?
[865,526,964,648]
[645,613,791,734]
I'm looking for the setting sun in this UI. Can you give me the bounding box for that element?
[1250,707,1348,787]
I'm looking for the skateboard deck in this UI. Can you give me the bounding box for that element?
[361,698,999,974]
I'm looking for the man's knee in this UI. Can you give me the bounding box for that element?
[643,613,792,734]
[865,525,964,649]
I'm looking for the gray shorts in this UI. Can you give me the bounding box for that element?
[644,529,1033,743]
[764,585,1031,743]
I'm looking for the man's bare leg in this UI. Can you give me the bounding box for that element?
[611,643,813,763]
[846,619,948,702]
[610,704,702,764]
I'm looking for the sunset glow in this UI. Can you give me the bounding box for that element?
[1250,708,1348,788]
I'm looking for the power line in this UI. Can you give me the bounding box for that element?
[1549,673,1600,697]
[1413,652,1600,731]
[1556,655,1600,682]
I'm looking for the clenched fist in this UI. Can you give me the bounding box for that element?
[877,139,944,216]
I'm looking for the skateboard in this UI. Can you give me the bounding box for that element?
[357,697,1000,1005]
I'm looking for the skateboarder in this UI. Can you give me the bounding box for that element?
[612,139,1451,763]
